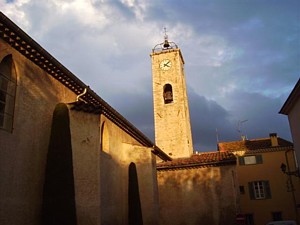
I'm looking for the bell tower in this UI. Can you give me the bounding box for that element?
[151,32,193,159]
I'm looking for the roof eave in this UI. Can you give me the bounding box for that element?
[157,159,236,171]
[279,78,300,115]
[0,12,171,161]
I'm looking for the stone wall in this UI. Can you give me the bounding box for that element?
[0,38,160,225]
[0,39,77,225]
[151,49,193,158]
[157,165,239,225]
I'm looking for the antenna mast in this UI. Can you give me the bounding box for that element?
[237,120,248,140]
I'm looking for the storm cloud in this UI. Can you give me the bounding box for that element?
[1,0,298,151]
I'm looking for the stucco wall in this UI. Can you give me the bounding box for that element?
[157,165,238,225]
[237,150,300,225]
[0,40,77,225]
[68,107,102,225]
[98,115,159,225]
[0,39,160,225]
[67,106,160,225]
[288,96,300,166]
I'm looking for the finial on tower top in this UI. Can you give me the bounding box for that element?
[163,27,170,48]
[164,27,168,40]
[152,28,178,53]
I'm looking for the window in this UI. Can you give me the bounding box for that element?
[248,180,271,200]
[245,214,254,225]
[272,211,282,221]
[0,55,16,132]
[239,186,245,194]
[163,84,173,104]
[239,155,263,165]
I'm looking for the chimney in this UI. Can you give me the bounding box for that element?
[270,133,278,147]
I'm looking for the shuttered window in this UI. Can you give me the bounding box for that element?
[248,180,271,200]
[239,155,263,165]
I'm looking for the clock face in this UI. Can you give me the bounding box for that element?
[160,59,172,71]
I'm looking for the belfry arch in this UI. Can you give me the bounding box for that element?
[163,84,173,104]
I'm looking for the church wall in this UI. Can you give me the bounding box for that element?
[97,115,160,225]
[0,37,161,225]
[157,165,238,225]
[68,107,102,225]
[121,143,160,225]
[0,39,77,225]
[68,107,160,225]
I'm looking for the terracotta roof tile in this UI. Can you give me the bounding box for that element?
[218,137,293,153]
[157,151,236,170]
[0,12,172,162]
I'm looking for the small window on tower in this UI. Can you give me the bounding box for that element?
[163,84,173,104]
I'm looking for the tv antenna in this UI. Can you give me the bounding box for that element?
[237,120,248,140]
[216,128,221,151]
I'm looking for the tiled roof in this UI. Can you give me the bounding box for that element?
[218,137,293,153]
[157,151,236,171]
[70,101,102,114]
[0,12,172,161]
[68,101,171,161]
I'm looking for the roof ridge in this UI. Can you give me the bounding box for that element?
[0,12,172,161]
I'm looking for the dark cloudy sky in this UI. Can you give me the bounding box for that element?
[1,0,299,151]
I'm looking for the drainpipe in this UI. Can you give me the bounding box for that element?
[76,86,88,102]
[285,148,299,224]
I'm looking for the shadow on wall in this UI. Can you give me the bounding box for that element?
[128,162,143,225]
[42,103,77,225]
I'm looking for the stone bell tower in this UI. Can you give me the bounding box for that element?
[150,32,193,159]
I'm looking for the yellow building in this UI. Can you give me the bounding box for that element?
[219,133,300,225]
[280,79,300,169]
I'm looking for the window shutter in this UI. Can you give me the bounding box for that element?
[239,157,245,165]
[248,182,255,200]
[264,181,272,199]
[256,155,263,164]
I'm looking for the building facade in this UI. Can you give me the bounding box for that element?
[280,78,300,168]
[0,12,170,225]
[2,11,299,225]
[157,152,239,225]
[219,134,300,225]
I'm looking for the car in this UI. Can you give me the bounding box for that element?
[266,220,297,225]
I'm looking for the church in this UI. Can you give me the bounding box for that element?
[1,12,299,225]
